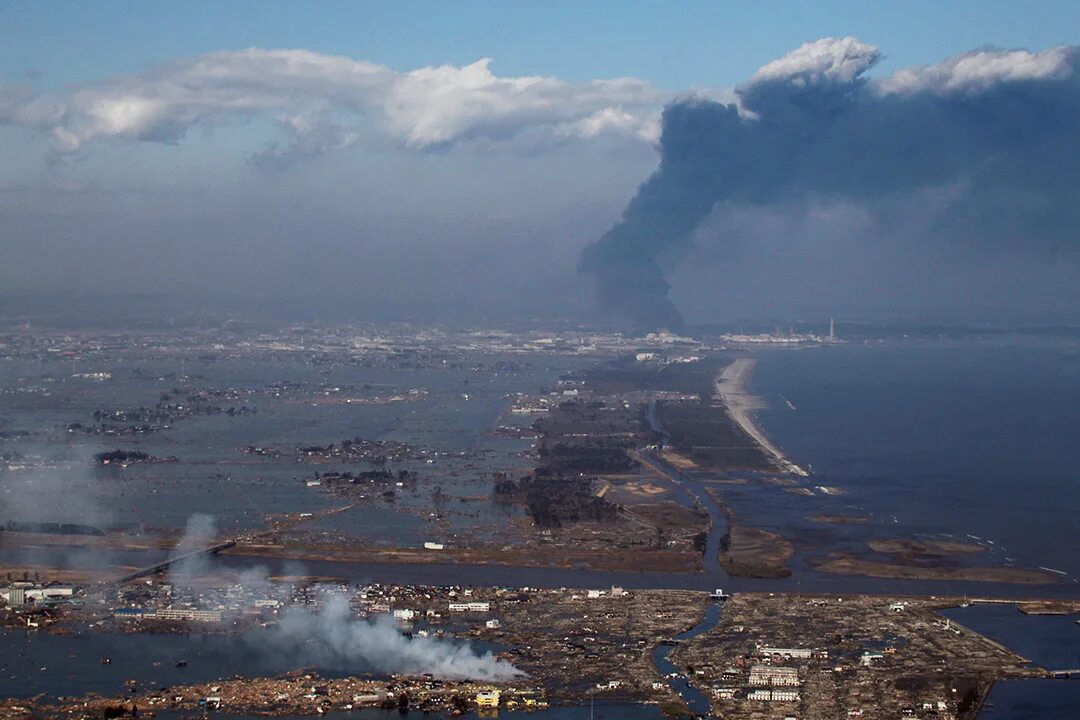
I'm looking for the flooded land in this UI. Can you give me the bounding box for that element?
[1,323,1078,719]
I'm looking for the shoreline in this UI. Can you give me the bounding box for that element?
[714,358,809,476]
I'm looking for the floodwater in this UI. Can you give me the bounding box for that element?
[0,352,579,541]
[150,704,663,720]
[978,679,1080,719]
[6,337,1080,718]
[0,625,504,700]
[940,604,1080,670]
[650,601,724,716]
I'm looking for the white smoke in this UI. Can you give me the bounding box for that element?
[0,449,118,571]
[164,513,521,681]
[166,512,218,585]
[166,513,296,593]
[268,593,522,682]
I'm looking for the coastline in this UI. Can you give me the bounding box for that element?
[714,358,809,476]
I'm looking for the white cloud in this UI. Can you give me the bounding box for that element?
[0,49,668,159]
[3,41,1076,164]
[747,37,881,88]
[878,46,1077,94]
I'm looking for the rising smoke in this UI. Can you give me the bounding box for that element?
[167,513,522,681]
[580,38,1080,329]
[266,593,522,681]
[167,512,218,586]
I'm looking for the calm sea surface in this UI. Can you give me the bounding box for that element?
[754,337,1080,582]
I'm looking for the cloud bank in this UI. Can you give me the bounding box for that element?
[0,50,667,161]
[4,39,1078,326]
[579,38,1080,329]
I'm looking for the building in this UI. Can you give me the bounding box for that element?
[154,608,223,622]
[748,689,800,702]
[113,607,222,622]
[448,601,490,612]
[393,609,416,621]
[1,587,27,606]
[485,618,501,629]
[113,608,150,620]
[25,587,74,602]
[860,652,885,666]
[476,690,501,708]
[353,694,386,705]
[759,647,813,660]
[423,542,445,550]
[749,665,801,687]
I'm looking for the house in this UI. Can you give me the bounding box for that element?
[860,652,885,667]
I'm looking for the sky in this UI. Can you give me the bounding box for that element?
[1,2,1078,327]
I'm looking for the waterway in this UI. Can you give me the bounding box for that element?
[650,601,725,717]
[937,604,1080,717]
[940,604,1080,671]
[644,400,725,582]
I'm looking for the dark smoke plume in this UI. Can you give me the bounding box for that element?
[580,38,1080,329]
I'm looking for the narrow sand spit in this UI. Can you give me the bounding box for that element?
[714,358,809,476]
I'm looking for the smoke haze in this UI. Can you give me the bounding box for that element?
[164,514,521,681]
[268,594,522,681]
[3,37,1079,328]
[167,513,219,586]
[581,38,1080,329]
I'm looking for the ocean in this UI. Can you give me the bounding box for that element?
[753,336,1080,583]
[754,337,1080,717]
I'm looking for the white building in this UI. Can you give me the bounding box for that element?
[749,665,801,687]
[748,689,800,702]
[759,647,813,660]
[154,608,223,622]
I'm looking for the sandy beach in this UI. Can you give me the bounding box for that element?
[714,358,809,476]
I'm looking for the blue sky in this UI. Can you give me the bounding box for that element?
[3,0,1078,89]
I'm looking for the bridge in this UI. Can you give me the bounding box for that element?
[113,541,237,584]
[1048,669,1080,679]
